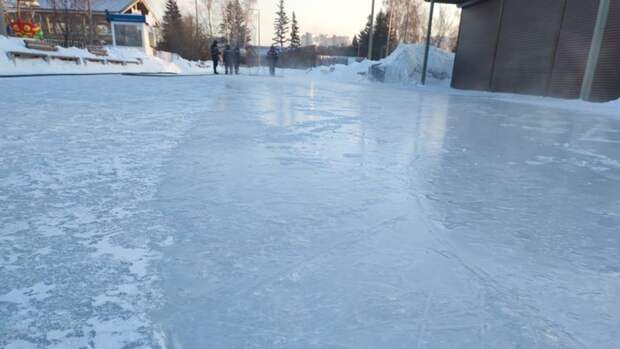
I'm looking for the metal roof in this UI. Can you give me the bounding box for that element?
[424,0,488,7]
[33,0,149,13]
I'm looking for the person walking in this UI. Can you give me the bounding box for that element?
[233,45,241,75]
[210,41,221,74]
[223,45,233,75]
[267,45,279,76]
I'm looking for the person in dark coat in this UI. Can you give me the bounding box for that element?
[233,45,241,75]
[223,45,233,75]
[210,41,221,74]
[267,45,279,76]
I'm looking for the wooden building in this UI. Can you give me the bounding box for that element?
[5,0,159,48]
[433,0,620,102]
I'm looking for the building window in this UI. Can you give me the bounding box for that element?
[113,23,142,47]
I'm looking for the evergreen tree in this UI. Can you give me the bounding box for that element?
[356,10,397,60]
[357,15,372,58]
[372,10,397,60]
[290,12,301,48]
[291,12,301,48]
[160,0,184,54]
[273,0,289,48]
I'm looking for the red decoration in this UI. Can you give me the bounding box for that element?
[10,19,43,39]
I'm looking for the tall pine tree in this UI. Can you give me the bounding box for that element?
[159,0,184,54]
[372,10,396,60]
[356,10,397,60]
[273,0,289,48]
[357,15,372,58]
[289,12,301,48]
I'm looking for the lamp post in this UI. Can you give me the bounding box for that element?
[0,0,7,36]
[367,0,375,60]
[421,0,435,85]
[248,8,261,67]
[194,0,199,38]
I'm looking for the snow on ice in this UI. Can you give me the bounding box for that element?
[1,56,619,348]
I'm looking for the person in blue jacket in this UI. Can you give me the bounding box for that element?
[267,45,279,76]
[233,45,241,75]
[223,45,233,75]
[210,41,221,74]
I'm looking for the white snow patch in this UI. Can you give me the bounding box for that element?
[376,43,454,83]
[0,282,55,304]
[0,36,210,76]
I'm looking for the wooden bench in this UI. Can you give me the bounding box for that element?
[23,40,58,52]
[87,46,108,57]
[107,58,142,65]
[106,58,127,65]
[49,55,81,64]
[84,57,106,64]
[6,51,50,62]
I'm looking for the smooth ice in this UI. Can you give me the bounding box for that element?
[1,74,619,348]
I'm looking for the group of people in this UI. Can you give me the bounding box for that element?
[210,41,241,75]
[210,41,280,76]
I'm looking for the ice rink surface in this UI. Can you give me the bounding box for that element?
[1,74,619,348]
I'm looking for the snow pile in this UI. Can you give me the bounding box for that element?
[306,59,374,83]
[375,43,454,83]
[306,43,454,85]
[0,36,210,76]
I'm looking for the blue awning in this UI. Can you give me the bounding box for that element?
[106,13,146,23]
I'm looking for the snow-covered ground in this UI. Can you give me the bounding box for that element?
[0,36,210,75]
[1,73,619,349]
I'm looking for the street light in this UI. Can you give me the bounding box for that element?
[367,0,375,60]
[248,8,261,67]
[421,0,435,85]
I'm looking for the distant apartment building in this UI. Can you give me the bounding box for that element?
[301,32,351,47]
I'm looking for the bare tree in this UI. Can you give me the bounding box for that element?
[431,5,459,50]
[205,0,216,37]
[220,0,252,46]
[383,0,424,44]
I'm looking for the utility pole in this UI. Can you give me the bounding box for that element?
[580,0,609,100]
[367,0,375,60]
[87,0,94,45]
[257,9,261,67]
[385,0,394,58]
[248,8,261,66]
[0,0,6,36]
[421,0,435,85]
[194,0,199,38]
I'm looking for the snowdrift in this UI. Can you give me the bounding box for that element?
[307,43,454,85]
[371,43,454,83]
[0,36,209,76]
[306,59,374,83]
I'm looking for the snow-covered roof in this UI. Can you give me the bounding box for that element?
[33,0,145,13]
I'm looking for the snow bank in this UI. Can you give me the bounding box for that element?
[0,36,210,76]
[305,59,374,83]
[306,43,454,85]
[376,43,454,83]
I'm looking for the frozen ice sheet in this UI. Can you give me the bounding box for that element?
[1,74,619,348]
